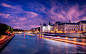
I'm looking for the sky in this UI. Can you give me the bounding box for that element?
[0,0,86,30]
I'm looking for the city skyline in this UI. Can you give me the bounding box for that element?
[0,0,86,30]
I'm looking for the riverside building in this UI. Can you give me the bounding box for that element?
[40,20,86,33]
[40,22,54,33]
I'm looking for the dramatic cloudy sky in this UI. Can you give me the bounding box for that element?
[0,0,86,30]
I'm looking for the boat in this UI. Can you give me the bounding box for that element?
[82,32,86,38]
[82,32,86,35]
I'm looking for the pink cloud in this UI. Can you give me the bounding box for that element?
[29,25,40,28]
[48,6,66,21]
[25,12,38,18]
[1,3,11,7]
[47,3,86,23]
[82,16,86,20]
[12,20,16,22]
[1,3,38,20]
[29,20,31,21]
[35,19,37,20]
[66,4,81,20]
[29,12,38,18]
[61,11,66,15]
[13,26,22,29]
[0,13,10,18]
[28,2,46,12]
[19,17,26,21]
[66,4,86,22]
[1,2,86,30]
[1,3,23,12]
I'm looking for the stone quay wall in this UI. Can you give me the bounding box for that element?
[0,34,15,51]
[44,33,85,38]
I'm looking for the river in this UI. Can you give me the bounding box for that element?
[0,33,86,54]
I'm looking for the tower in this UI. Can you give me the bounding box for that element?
[49,22,51,25]
[40,23,42,32]
[69,20,71,23]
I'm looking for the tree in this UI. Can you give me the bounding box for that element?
[0,23,13,36]
[38,27,40,31]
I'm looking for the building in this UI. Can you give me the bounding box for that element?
[58,23,80,33]
[78,20,86,32]
[40,20,86,33]
[40,22,54,33]
[83,24,86,32]
[31,27,40,33]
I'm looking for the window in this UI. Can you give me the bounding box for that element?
[74,29,75,31]
[68,25,70,26]
[76,29,77,31]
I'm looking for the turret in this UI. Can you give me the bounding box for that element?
[40,23,42,32]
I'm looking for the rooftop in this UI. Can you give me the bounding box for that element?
[58,23,79,25]
[78,20,86,23]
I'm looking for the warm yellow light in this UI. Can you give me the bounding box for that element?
[70,31,74,33]
[66,37,68,39]
[57,36,60,37]
[82,39,85,43]
[51,31,54,33]
[74,38,77,42]
[64,31,67,33]
[58,31,63,33]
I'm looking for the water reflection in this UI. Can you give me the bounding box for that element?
[50,44,52,54]
[24,34,25,39]
[0,34,86,54]
[23,33,25,48]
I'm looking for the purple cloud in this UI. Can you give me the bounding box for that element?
[1,3,11,7]
[0,0,86,30]
[0,13,10,18]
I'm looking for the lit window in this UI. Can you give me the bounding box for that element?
[76,29,77,30]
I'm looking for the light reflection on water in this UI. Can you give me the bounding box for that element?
[0,33,86,54]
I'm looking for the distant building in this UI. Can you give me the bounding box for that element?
[31,27,40,33]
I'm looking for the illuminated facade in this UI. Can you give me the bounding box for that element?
[78,20,86,32]
[58,23,80,33]
[40,20,86,33]
[40,22,54,33]
[83,24,86,32]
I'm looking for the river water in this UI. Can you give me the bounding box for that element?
[0,33,86,54]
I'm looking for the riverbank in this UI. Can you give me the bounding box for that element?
[38,33,86,39]
[0,35,6,41]
[43,36,86,46]
[0,33,15,52]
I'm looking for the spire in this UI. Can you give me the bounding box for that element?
[43,23,46,26]
[69,20,71,23]
[40,23,42,25]
[48,22,51,25]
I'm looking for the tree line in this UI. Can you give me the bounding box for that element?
[0,23,13,36]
